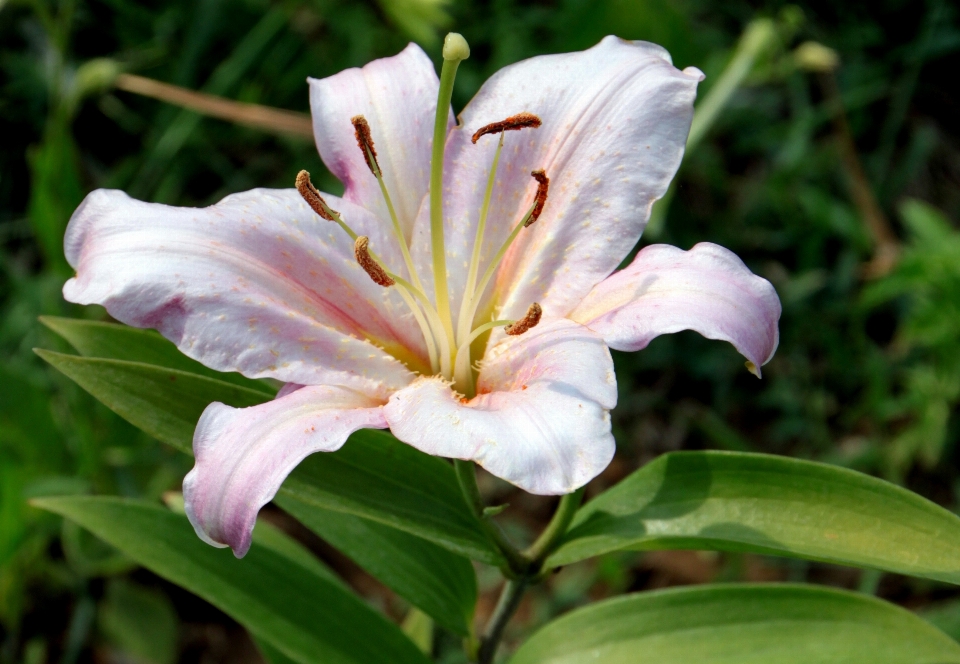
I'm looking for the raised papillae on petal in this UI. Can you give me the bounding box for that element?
[62,188,423,393]
[384,319,617,495]
[471,112,542,144]
[571,243,782,374]
[183,386,388,557]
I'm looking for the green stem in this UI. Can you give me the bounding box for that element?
[523,487,585,564]
[457,469,586,663]
[453,460,530,575]
[477,579,527,664]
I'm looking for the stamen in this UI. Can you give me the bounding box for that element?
[452,317,515,395]
[296,170,442,374]
[354,236,395,287]
[471,112,542,144]
[505,303,542,336]
[457,132,505,348]
[527,170,549,227]
[351,115,380,176]
[455,169,547,359]
[296,170,337,221]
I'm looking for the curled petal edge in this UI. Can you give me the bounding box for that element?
[571,242,782,375]
[183,386,387,557]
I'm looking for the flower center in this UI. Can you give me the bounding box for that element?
[296,33,547,397]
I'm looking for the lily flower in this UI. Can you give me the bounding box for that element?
[63,34,780,557]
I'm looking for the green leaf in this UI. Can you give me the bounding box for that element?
[280,429,501,566]
[98,579,179,664]
[34,496,430,664]
[549,451,960,585]
[257,638,302,664]
[510,584,960,664]
[250,519,344,589]
[39,316,274,394]
[277,492,477,636]
[33,345,497,567]
[34,350,271,454]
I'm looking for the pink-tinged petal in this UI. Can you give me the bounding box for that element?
[309,43,452,241]
[276,382,306,398]
[571,242,782,372]
[412,36,703,324]
[183,385,387,557]
[384,319,617,495]
[63,188,423,395]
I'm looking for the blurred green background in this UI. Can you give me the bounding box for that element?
[2,0,960,661]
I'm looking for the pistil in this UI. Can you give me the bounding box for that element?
[430,33,470,371]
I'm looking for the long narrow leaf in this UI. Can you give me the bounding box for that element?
[34,496,430,664]
[549,451,960,585]
[510,584,960,664]
[277,493,477,635]
[40,316,274,393]
[35,349,270,454]
[35,344,497,565]
[281,430,501,565]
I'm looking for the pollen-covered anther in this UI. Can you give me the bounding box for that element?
[505,302,542,336]
[295,170,337,221]
[354,236,394,287]
[471,112,542,144]
[351,115,381,175]
[527,170,549,227]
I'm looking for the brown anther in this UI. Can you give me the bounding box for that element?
[527,170,549,227]
[295,170,337,221]
[471,112,542,144]
[505,303,542,336]
[351,115,381,175]
[354,236,394,287]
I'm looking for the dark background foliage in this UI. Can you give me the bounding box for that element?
[1,0,959,661]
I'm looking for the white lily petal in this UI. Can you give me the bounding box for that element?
[64,188,423,394]
[412,36,703,325]
[384,319,617,494]
[309,43,453,242]
[571,242,782,372]
[183,385,387,557]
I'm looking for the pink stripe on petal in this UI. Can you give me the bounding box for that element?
[183,386,388,557]
[385,319,617,495]
[571,242,782,372]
